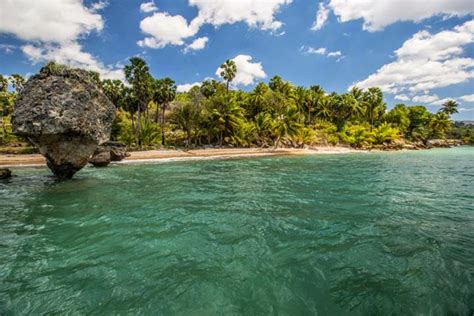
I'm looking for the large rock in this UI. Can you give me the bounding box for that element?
[12,63,115,179]
[0,168,12,180]
[88,142,129,167]
[89,147,111,167]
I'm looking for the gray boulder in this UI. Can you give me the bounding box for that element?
[0,168,12,180]
[12,63,115,179]
[89,147,111,167]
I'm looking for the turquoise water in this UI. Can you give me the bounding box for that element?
[1,148,473,315]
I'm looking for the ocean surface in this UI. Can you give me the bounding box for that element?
[1,147,473,315]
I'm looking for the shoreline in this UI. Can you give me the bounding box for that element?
[0,147,365,168]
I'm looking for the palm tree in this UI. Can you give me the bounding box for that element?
[272,106,301,148]
[363,87,385,131]
[200,79,220,98]
[429,112,451,138]
[439,100,458,116]
[102,79,125,107]
[153,78,177,146]
[124,57,154,146]
[0,75,8,92]
[219,59,237,91]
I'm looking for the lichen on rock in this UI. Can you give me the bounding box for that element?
[12,63,115,179]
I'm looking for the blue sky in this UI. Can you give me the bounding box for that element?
[0,0,473,120]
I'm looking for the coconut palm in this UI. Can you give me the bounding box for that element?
[439,100,459,116]
[272,106,301,148]
[363,87,385,130]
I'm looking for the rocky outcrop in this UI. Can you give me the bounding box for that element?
[427,139,463,148]
[89,147,111,167]
[12,63,115,179]
[0,168,12,180]
[88,142,129,167]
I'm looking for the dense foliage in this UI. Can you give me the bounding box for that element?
[1,59,471,150]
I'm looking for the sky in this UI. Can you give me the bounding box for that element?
[0,0,473,120]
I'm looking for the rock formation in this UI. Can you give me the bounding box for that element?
[89,141,129,167]
[0,168,12,180]
[12,63,115,179]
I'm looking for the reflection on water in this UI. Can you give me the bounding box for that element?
[1,147,473,314]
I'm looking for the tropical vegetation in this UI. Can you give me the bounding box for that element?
[1,59,472,151]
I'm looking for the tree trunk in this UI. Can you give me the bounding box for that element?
[274,136,281,149]
[161,104,166,146]
[137,106,142,147]
[155,104,160,124]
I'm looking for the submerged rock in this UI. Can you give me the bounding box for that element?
[12,63,115,179]
[0,168,12,180]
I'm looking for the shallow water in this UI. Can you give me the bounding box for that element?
[1,147,473,315]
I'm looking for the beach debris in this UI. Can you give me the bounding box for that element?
[12,63,115,179]
[0,168,12,180]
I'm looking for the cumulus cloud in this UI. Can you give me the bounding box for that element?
[140,1,158,13]
[412,94,440,104]
[354,20,474,96]
[177,82,202,92]
[138,0,292,50]
[0,0,103,43]
[22,42,124,80]
[0,0,123,81]
[311,3,329,31]
[189,0,292,32]
[138,12,199,48]
[327,51,342,57]
[460,94,474,102]
[184,37,209,53]
[216,55,267,86]
[395,94,410,101]
[322,0,474,32]
[91,1,108,12]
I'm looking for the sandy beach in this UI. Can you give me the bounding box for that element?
[0,147,363,168]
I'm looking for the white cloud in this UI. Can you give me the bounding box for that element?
[327,51,342,57]
[311,3,329,31]
[177,82,202,92]
[0,0,123,81]
[0,44,16,54]
[0,0,103,43]
[140,2,158,13]
[138,12,199,48]
[216,55,267,86]
[91,1,108,12]
[354,20,474,95]
[184,37,209,53]
[460,94,474,102]
[138,0,292,50]
[22,42,124,81]
[189,0,292,32]
[301,46,327,55]
[412,94,439,103]
[395,94,410,101]
[301,46,344,60]
[325,0,474,32]
[459,107,474,112]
